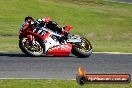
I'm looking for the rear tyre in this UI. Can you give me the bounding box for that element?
[19,37,43,56]
[71,37,92,58]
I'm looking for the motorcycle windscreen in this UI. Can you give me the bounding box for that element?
[47,44,72,56]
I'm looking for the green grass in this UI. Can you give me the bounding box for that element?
[0,0,132,52]
[0,36,19,51]
[0,80,131,88]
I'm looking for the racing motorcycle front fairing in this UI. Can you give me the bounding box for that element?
[45,35,82,56]
[46,44,72,56]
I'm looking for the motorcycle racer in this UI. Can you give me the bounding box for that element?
[25,16,71,40]
[19,16,92,57]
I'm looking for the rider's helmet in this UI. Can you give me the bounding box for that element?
[43,16,51,23]
[25,16,34,22]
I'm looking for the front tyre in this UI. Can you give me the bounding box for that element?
[19,37,43,56]
[71,37,92,58]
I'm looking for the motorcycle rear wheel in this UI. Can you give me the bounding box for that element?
[19,37,43,56]
[71,37,92,58]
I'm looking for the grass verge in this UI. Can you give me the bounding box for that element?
[0,80,131,88]
[0,36,19,51]
[0,0,132,52]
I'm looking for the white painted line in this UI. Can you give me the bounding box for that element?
[93,52,132,54]
[0,51,132,54]
[0,51,9,52]
[0,78,76,80]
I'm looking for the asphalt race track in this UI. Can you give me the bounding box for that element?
[0,52,132,80]
[112,0,132,3]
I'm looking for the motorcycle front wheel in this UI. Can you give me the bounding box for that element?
[19,37,44,56]
[71,37,92,58]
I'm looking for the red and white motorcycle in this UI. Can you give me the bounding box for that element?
[19,18,92,58]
